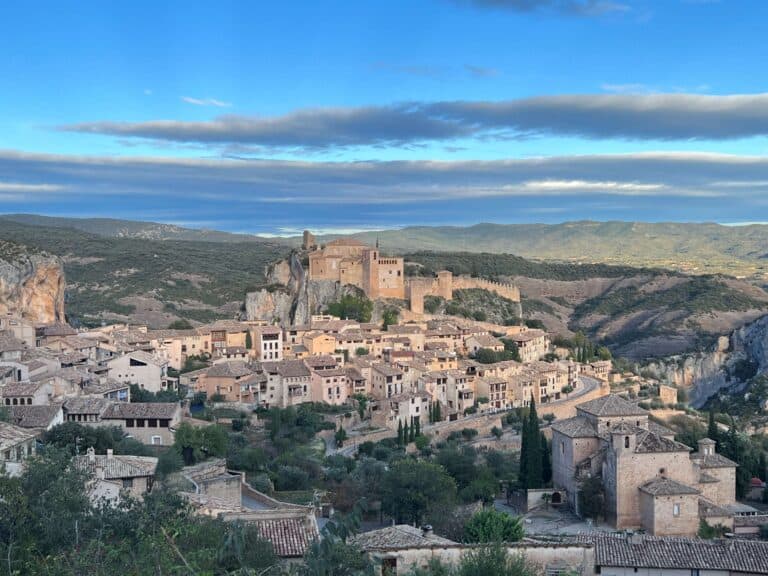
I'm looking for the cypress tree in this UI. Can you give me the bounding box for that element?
[518,408,529,488]
[408,418,415,442]
[434,402,441,422]
[541,431,552,485]
[403,422,410,445]
[397,420,404,446]
[526,395,543,489]
[414,416,421,437]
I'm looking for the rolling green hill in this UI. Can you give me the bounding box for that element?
[0,220,288,327]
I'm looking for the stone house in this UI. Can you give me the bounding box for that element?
[8,403,64,431]
[310,367,349,405]
[197,360,263,404]
[508,328,550,363]
[551,394,738,536]
[107,350,170,393]
[0,331,24,362]
[100,402,182,445]
[75,448,158,502]
[371,363,405,399]
[372,392,430,430]
[0,421,37,476]
[1,380,52,406]
[261,360,312,408]
[250,325,283,362]
[465,333,505,355]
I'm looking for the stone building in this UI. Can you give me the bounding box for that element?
[551,394,738,536]
[307,237,405,300]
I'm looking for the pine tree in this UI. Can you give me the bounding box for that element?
[707,410,719,448]
[397,420,404,446]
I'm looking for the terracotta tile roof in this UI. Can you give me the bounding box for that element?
[101,402,179,420]
[589,533,768,573]
[699,498,732,518]
[303,355,337,369]
[691,452,739,469]
[205,361,254,378]
[351,525,455,551]
[577,394,648,417]
[8,404,62,428]
[0,331,24,353]
[639,477,700,496]
[0,421,36,449]
[551,416,597,438]
[64,397,112,415]
[253,517,318,557]
[634,430,691,454]
[74,453,158,479]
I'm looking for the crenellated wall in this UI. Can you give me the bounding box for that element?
[406,271,520,313]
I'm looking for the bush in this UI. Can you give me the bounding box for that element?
[461,428,479,441]
[276,465,311,491]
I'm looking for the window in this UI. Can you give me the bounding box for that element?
[136,419,145,427]
[673,503,681,517]
[126,419,135,428]
[159,419,170,428]
[122,478,134,488]
[624,436,630,448]
[151,435,162,445]
[561,441,565,455]
[148,419,157,427]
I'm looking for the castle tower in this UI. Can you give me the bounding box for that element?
[437,270,453,301]
[302,230,317,251]
[408,279,429,314]
[362,248,380,299]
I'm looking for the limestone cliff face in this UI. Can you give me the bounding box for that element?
[246,252,360,325]
[645,315,768,407]
[0,243,65,323]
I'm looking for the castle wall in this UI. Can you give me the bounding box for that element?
[452,276,521,301]
[377,258,405,299]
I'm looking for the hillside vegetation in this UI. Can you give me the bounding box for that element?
[0,220,288,327]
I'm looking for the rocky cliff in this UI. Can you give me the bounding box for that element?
[246,252,360,325]
[0,240,66,323]
[645,314,768,407]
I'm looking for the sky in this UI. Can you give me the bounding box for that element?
[1,0,768,235]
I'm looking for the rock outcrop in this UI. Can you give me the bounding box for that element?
[644,315,768,407]
[246,252,361,325]
[0,241,65,323]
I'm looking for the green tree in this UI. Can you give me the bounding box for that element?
[245,330,253,349]
[464,508,524,543]
[519,396,543,489]
[414,416,421,438]
[335,424,348,448]
[174,422,228,465]
[397,420,404,447]
[382,460,457,525]
[541,431,552,485]
[457,544,535,576]
[578,476,604,520]
[326,294,374,323]
[382,308,399,329]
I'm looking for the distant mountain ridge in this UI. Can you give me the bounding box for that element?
[0,214,276,243]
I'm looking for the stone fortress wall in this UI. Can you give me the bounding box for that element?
[407,270,520,314]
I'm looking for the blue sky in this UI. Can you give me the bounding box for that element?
[1,0,768,234]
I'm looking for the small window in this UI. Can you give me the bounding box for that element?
[673,503,681,517]
[148,419,157,427]
[136,419,145,428]
[122,478,134,488]
[561,441,565,454]
[660,468,666,475]
[125,419,135,428]
[151,435,162,445]
[624,436,630,448]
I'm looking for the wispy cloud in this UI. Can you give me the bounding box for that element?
[61,93,768,150]
[452,0,631,16]
[0,181,66,193]
[181,96,232,108]
[465,64,500,78]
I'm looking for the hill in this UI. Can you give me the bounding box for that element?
[0,214,278,243]
[0,220,288,328]
[328,221,768,278]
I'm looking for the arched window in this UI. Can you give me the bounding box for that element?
[624,436,630,448]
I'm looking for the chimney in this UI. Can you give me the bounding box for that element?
[106,449,113,459]
[421,524,433,538]
[627,531,645,545]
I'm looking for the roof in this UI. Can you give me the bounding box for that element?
[351,525,455,551]
[577,394,648,417]
[699,498,733,518]
[205,361,254,379]
[64,396,111,415]
[0,421,36,449]
[1,381,46,397]
[74,453,158,479]
[8,404,62,428]
[0,331,24,353]
[634,430,691,454]
[303,355,337,368]
[639,477,701,496]
[262,360,310,379]
[253,517,319,557]
[551,416,598,438]
[590,534,768,574]
[691,452,738,469]
[101,402,179,420]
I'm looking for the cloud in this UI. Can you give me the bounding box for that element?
[465,65,500,78]
[0,181,65,193]
[181,96,232,108]
[453,0,630,16]
[60,93,768,149]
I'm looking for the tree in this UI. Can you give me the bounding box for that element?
[174,422,228,465]
[578,476,604,520]
[382,460,457,525]
[353,393,369,420]
[698,518,728,539]
[541,431,552,485]
[457,544,535,576]
[245,330,253,349]
[382,308,399,329]
[491,426,503,440]
[464,508,524,543]
[299,510,373,576]
[355,347,369,356]
[325,294,374,323]
[335,424,348,448]
[404,422,410,445]
[519,396,543,489]
[168,318,193,330]
[397,420,404,447]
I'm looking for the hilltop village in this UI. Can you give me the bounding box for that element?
[0,234,767,575]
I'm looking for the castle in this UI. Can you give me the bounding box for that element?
[303,231,520,313]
